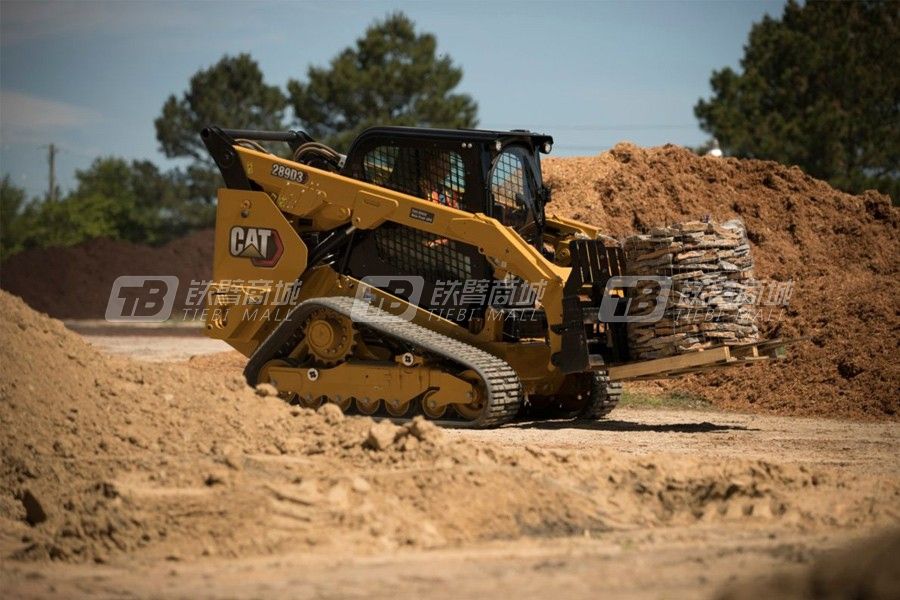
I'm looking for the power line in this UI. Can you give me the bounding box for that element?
[551,145,613,151]
[486,123,699,132]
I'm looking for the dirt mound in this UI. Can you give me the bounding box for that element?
[6,290,891,565]
[543,143,899,419]
[0,229,214,319]
[716,529,900,600]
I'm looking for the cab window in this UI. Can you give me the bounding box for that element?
[490,149,531,229]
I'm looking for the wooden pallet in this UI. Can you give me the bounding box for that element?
[607,338,794,382]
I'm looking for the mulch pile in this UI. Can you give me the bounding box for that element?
[0,230,214,319]
[543,143,898,419]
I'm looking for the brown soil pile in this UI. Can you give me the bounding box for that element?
[6,290,890,565]
[0,229,214,320]
[716,529,900,599]
[544,144,899,419]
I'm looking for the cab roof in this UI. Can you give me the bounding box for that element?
[347,126,554,155]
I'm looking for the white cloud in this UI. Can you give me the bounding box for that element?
[0,90,101,143]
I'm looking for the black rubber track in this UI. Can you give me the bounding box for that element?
[579,371,623,419]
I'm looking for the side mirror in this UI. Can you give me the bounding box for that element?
[540,185,552,205]
[535,186,550,228]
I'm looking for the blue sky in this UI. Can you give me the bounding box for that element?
[0,0,782,199]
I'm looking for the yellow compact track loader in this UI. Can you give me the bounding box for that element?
[201,125,785,427]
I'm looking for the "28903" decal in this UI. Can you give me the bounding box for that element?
[270,163,307,183]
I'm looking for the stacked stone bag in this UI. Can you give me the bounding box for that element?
[623,219,760,360]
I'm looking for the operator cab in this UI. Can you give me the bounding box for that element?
[339,127,553,326]
[342,126,553,239]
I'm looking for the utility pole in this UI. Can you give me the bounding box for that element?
[47,143,57,202]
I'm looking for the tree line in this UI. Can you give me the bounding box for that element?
[2,3,896,259]
[695,1,898,202]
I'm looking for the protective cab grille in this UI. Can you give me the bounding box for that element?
[356,145,466,209]
[374,225,474,282]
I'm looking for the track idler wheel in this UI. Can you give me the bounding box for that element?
[451,369,486,421]
[297,395,325,410]
[258,358,300,404]
[330,395,352,411]
[384,397,413,418]
[421,393,448,419]
[355,397,381,416]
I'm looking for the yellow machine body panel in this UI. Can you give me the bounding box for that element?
[206,188,308,356]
